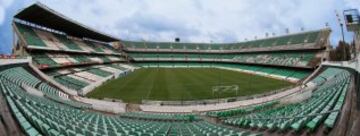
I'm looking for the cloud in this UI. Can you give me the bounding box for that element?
[0,0,13,25]
[344,0,360,9]
[36,0,353,44]
[0,0,358,54]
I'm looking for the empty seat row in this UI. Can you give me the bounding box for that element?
[48,63,136,91]
[31,52,124,69]
[223,68,350,133]
[206,101,278,118]
[128,52,317,67]
[0,67,42,88]
[137,62,310,79]
[15,23,119,55]
[122,30,322,51]
[121,112,200,121]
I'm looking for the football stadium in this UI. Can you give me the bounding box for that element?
[0,1,360,136]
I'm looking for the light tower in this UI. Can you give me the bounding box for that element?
[344,9,360,58]
[336,10,346,60]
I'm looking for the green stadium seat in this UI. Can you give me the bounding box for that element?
[223,68,350,133]
[121,30,322,51]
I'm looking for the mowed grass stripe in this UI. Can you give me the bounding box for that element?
[165,69,190,100]
[87,68,293,103]
[124,69,156,101]
[184,68,218,99]
[148,69,169,100]
[144,68,158,100]
[175,68,205,100]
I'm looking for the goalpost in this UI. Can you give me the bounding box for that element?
[212,85,239,97]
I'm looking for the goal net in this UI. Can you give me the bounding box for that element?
[212,85,239,96]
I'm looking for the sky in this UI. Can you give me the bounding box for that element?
[1,0,360,54]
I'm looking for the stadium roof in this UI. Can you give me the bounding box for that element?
[14,2,119,42]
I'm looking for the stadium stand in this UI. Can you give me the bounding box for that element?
[121,30,326,52]
[128,51,318,67]
[15,23,120,55]
[29,48,124,69]
[122,24,329,73]
[2,2,357,136]
[206,101,279,118]
[136,62,311,80]
[44,63,135,93]
[223,68,350,132]
[120,112,200,121]
[12,4,133,95]
[0,66,260,135]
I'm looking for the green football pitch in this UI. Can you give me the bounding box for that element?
[87,68,293,103]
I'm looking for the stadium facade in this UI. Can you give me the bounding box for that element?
[0,2,359,136]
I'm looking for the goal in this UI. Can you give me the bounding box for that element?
[212,85,239,96]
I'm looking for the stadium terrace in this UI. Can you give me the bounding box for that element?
[0,2,360,136]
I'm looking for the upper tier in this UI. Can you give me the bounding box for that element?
[121,29,330,53]
[127,51,321,68]
[14,23,121,56]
